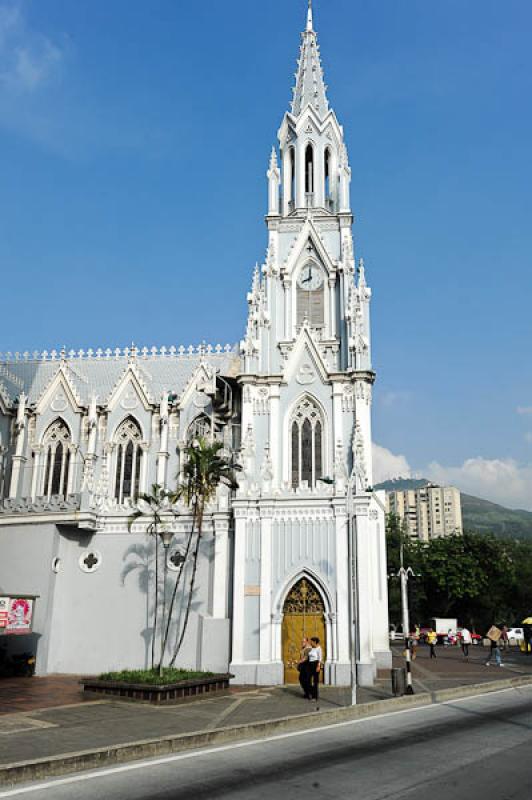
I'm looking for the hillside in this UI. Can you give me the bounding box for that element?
[375,478,532,540]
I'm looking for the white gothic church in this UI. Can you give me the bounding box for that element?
[0,5,390,687]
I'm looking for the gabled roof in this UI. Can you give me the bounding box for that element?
[0,346,239,410]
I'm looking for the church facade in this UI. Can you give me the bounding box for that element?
[0,6,390,687]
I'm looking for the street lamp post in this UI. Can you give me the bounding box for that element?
[390,533,415,695]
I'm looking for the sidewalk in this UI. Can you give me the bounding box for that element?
[0,644,531,785]
[393,641,532,693]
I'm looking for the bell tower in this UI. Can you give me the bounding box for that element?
[231,2,390,689]
[242,0,371,383]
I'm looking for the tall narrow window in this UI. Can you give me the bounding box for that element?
[114,417,142,504]
[41,419,72,498]
[324,148,331,203]
[305,144,314,195]
[289,147,295,210]
[290,397,323,489]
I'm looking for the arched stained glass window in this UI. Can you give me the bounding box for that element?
[290,397,323,489]
[42,419,71,498]
[114,417,142,504]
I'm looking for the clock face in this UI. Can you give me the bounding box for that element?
[297,264,323,291]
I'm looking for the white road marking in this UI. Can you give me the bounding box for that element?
[0,684,530,798]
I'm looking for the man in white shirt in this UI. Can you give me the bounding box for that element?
[461,626,472,658]
[307,636,323,701]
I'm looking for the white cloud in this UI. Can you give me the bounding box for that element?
[426,457,532,512]
[0,1,63,92]
[372,443,412,484]
[379,390,410,408]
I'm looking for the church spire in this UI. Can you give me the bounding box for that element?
[291,1,329,118]
[307,0,313,32]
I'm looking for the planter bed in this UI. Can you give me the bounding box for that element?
[80,673,233,704]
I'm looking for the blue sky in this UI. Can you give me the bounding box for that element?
[1,0,531,508]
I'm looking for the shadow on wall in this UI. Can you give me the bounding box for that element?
[121,535,210,670]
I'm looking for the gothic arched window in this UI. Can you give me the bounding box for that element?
[305,144,314,196]
[187,414,212,444]
[42,419,72,498]
[324,147,332,207]
[289,146,296,210]
[114,417,142,504]
[291,397,323,489]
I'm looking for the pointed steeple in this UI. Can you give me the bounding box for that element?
[291,1,329,118]
[307,0,313,32]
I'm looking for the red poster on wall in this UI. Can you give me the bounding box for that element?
[6,598,33,634]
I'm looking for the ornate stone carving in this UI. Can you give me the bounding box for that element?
[341,385,355,412]
[51,391,68,412]
[296,363,316,385]
[253,387,270,415]
[120,389,139,410]
[352,421,368,494]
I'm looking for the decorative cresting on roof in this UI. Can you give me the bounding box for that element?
[0,344,236,363]
[291,0,329,119]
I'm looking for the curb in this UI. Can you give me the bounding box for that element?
[1,675,531,788]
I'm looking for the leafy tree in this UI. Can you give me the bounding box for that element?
[168,437,239,666]
[128,484,179,671]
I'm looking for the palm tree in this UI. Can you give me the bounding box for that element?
[168,437,240,667]
[128,484,178,672]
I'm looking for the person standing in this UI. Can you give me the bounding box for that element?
[460,626,472,658]
[427,628,437,659]
[485,626,503,667]
[298,637,311,699]
[307,636,323,702]
[523,623,532,655]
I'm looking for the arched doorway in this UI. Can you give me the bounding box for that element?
[282,577,326,684]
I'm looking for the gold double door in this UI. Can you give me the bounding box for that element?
[281,578,326,685]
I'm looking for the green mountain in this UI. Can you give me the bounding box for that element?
[375,478,532,541]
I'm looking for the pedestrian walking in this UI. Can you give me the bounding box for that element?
[307,636,323,706]
[460,626,472,658]
[298,637,311,699]
[500,625,509,651]
[485,625,504,667]
[427,628,437,659]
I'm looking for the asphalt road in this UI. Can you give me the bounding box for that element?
[1,686,531,800]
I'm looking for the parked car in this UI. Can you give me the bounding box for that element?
[507,627,524,643]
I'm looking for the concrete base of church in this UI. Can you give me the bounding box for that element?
[357,661,377,687]
[230,661,284,686]
[375,649,393,670]
[199,617,231,674]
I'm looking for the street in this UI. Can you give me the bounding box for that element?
[1,685,531,800]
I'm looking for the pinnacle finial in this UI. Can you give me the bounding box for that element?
[307,0,313,32]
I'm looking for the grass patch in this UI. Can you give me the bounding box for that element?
[98,667,215,685]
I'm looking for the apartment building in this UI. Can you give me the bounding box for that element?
[386,484,463,541]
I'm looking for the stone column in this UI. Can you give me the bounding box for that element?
[157,393,169,487]
[9,393,26,498]
[230,507,247,664]
[259,506,273,661]
[212,513,230,619]
[353,498,375,686]
[333,499,350,665]
[269,386,280,488]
